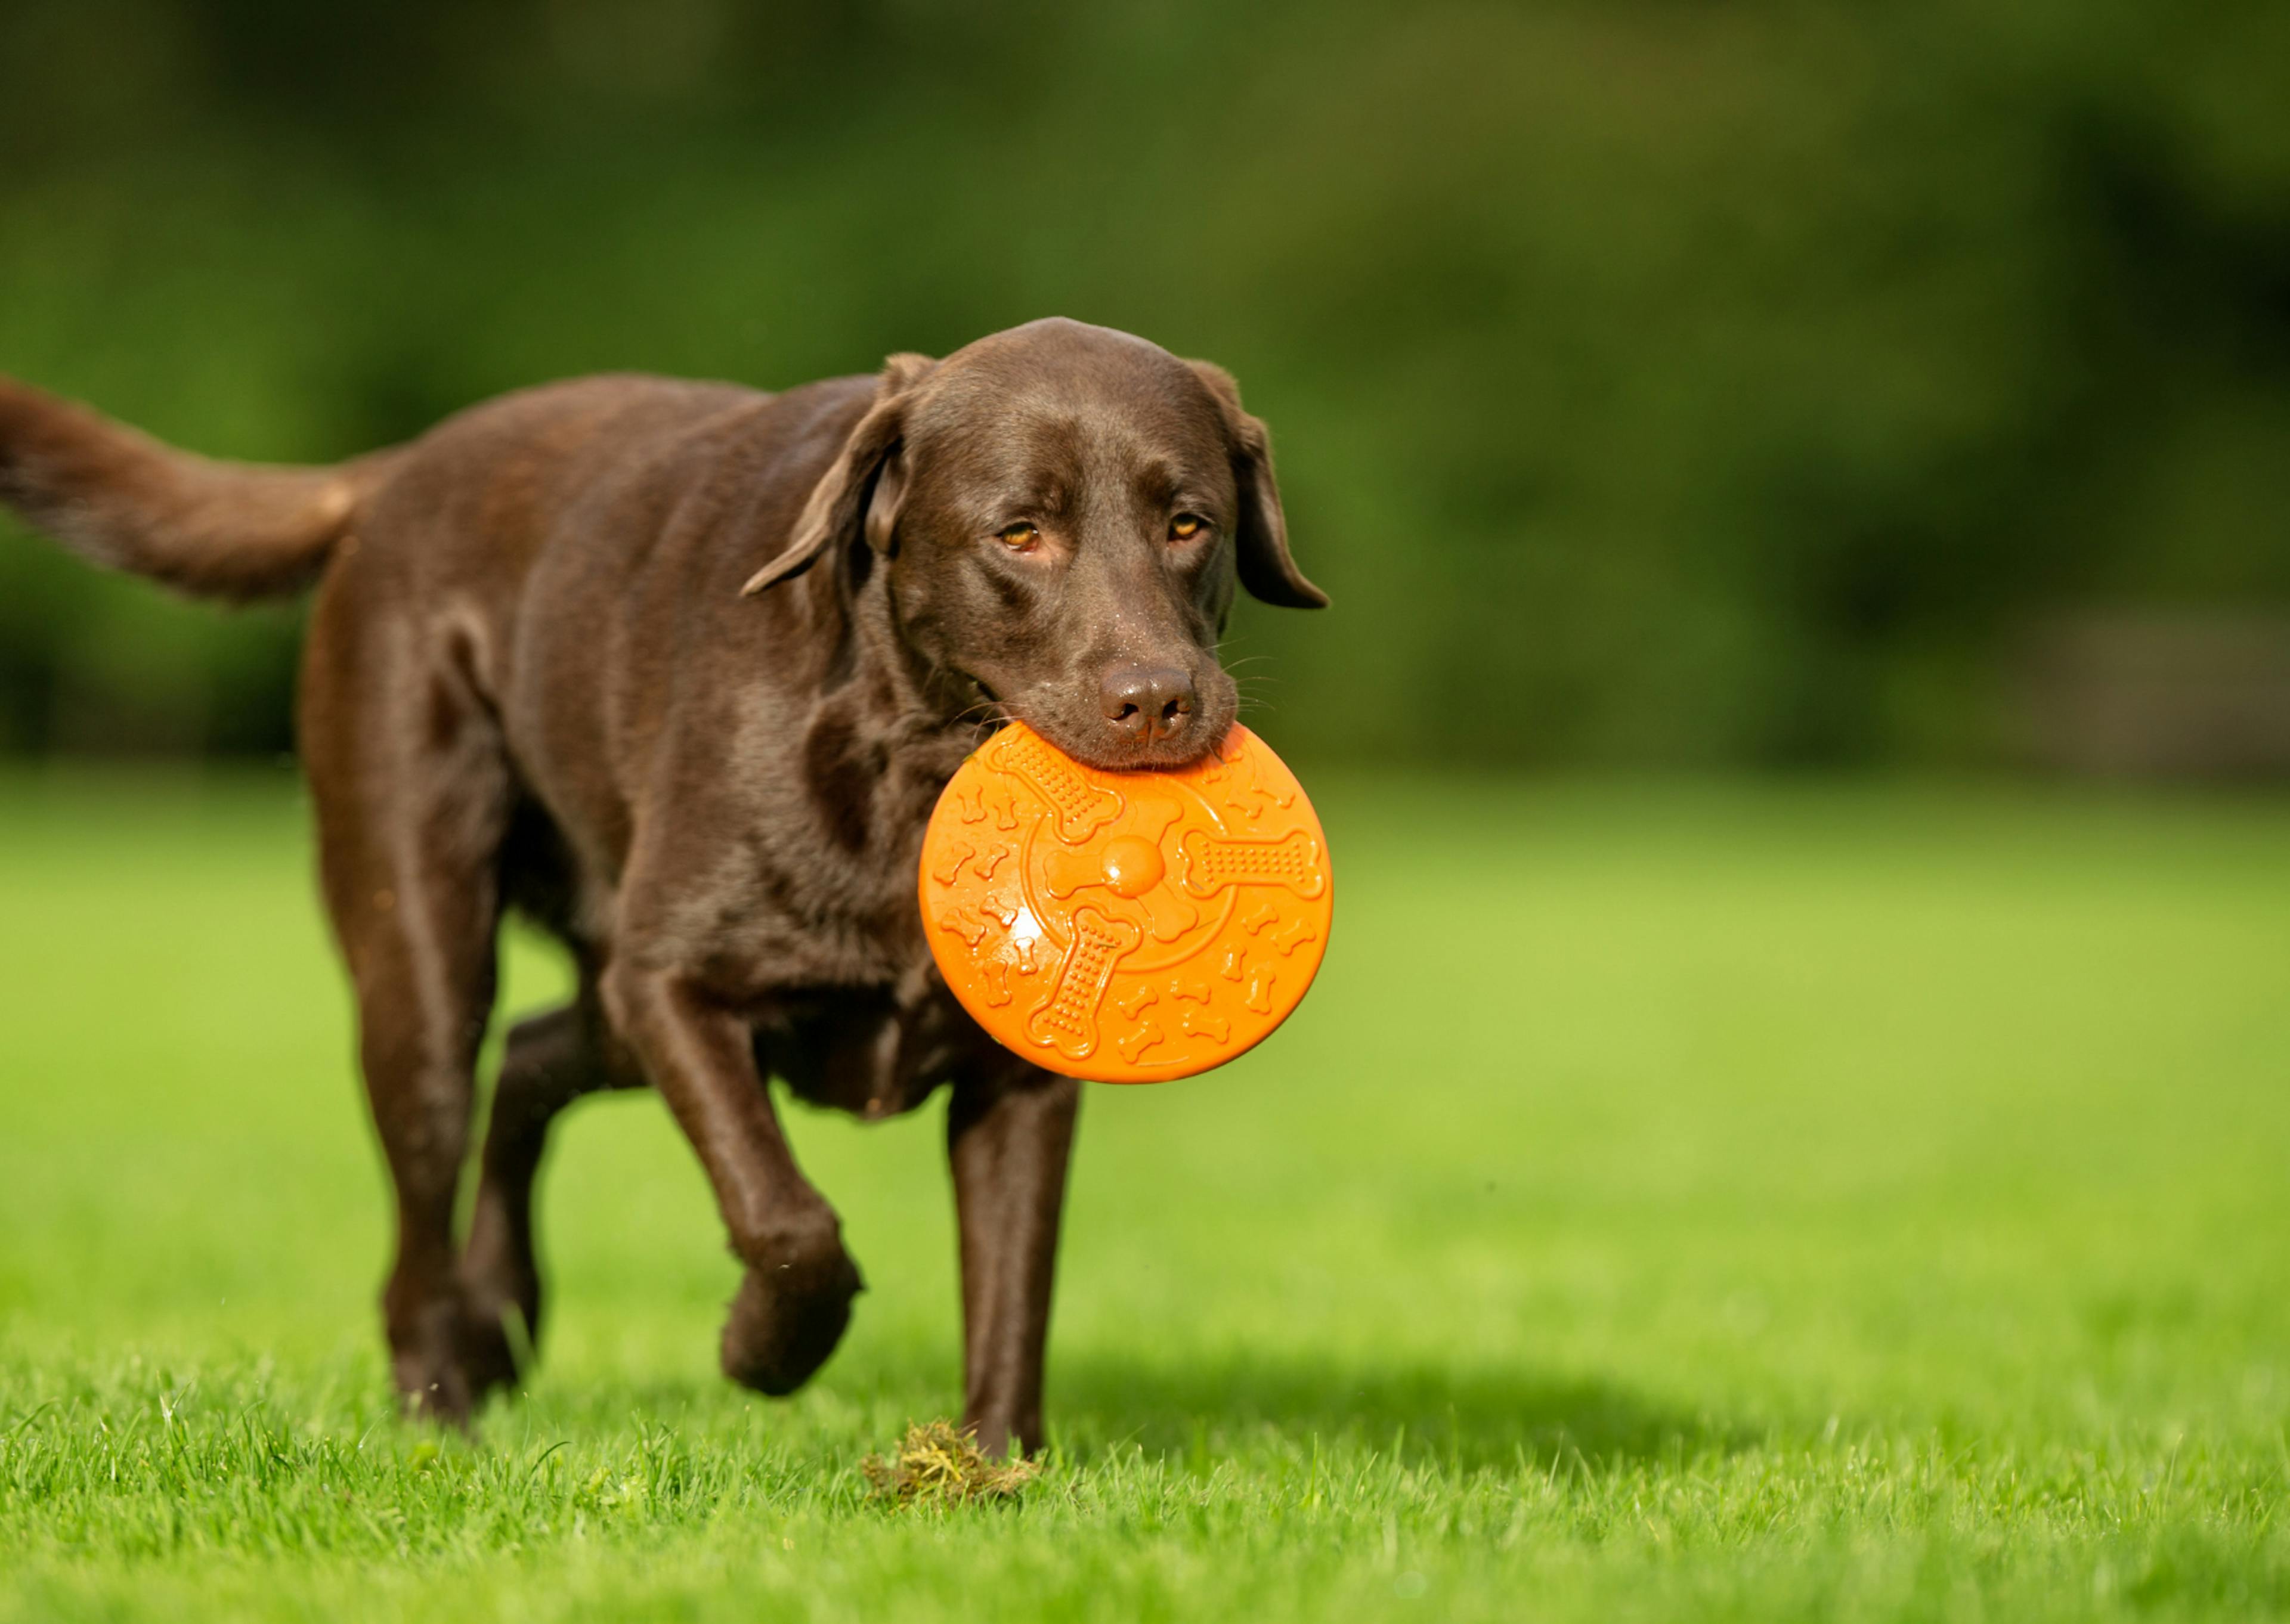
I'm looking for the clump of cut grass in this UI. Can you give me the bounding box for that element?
[860,1421,1039,1508]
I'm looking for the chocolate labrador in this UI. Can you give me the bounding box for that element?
[0,318,1325,1456]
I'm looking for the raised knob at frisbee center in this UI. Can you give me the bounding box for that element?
[1098,833,1165,897]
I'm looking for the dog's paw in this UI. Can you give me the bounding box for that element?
[388,1290,524,1425]
[389,1296,481,1425]
[719,1237,864,1396]
[454,1298,525,1403]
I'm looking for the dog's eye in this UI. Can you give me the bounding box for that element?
[998,522,1042,553]
[1168,514,1208,543]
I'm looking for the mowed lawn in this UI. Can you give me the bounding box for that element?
[1,767,2286,1622]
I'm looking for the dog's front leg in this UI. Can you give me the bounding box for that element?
[946,1062,1082,1458]
[603,965,862,1394]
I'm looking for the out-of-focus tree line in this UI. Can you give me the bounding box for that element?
[1,0,2285,768]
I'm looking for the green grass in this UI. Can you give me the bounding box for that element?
[1,767,2286,1621]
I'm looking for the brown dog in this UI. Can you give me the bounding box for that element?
[0,318,1324,1455]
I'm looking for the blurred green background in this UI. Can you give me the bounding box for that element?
[2,0,2288,770]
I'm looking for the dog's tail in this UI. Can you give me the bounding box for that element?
[0,376,395,602]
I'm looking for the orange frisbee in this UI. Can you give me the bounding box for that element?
[919,723,1332,1083]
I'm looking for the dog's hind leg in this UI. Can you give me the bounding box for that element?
[459,992,640,1390]
[302,586,513,1425]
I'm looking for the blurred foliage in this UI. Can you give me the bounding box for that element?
[1,0,2285,765]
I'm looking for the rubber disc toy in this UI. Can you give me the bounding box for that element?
[920,722,1332,1083]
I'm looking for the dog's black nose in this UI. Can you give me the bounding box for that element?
[1099,662,1197,746]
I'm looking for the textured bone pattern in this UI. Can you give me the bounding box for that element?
[1177,828,1326,898]
[1000,730,1122,844]
[1026,907,1140,1061]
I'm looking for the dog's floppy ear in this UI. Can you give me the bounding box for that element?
[742,352,938,596]
[1187,360,1328,609]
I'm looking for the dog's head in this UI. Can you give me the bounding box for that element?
[744,318,1326,769]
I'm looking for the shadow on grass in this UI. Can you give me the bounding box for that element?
[1051,1352,1747,1471]
[487,1352,1746,1476]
